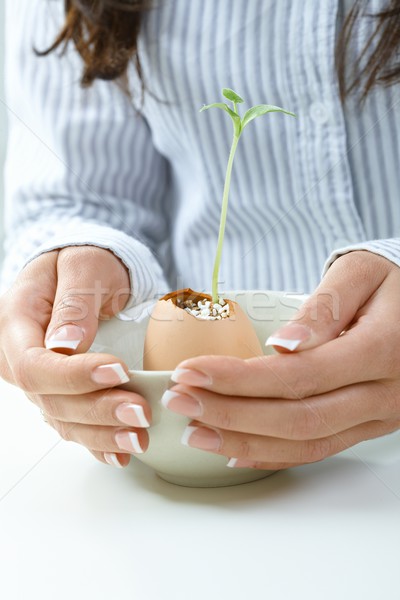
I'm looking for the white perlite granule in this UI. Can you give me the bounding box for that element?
[176,297,230,320]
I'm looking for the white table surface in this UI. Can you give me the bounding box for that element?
[1,376,400,600]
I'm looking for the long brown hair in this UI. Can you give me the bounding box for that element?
[39,0,400,102]
[336,0,400,102]
[37,0,151,89]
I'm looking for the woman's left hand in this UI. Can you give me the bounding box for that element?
[162,251,400,469]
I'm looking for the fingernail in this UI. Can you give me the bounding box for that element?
[227,458,257,469]
[171,368,212,386]
[115,403,150,428]
[45,324,84,350]
[115,430,144,454]
[265,324,312,351]
[181,425,221,451]
[104,452,126,468]
[161,390,202,418]
[92,363,130,385]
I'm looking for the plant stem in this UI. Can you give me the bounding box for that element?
[211,133,240,303]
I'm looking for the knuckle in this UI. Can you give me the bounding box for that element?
[381,328,400,378]
[236,437,252,460]
[24,392,38,405]
[356,324,400,379]
[289,365,318,399]
[308,292,339,328]
[0,297,9,329]
[213,406,233,430]
[374,381,400,417]
[219,357,249,388]
[62,362,84,394]
[53,292,90,324]
[91,427,110,451]
[288,404,322,439]
[271,356,317,400]
[56,420,73,442]
[301,437,332,463]
[84,391,109,424]
[39,394,62,419]
[0,354,12,384]
[66,373,80,395]
[296,377,318,400]
[386,350,400,378]
[12,352,36,392]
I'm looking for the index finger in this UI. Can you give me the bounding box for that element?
[4,317,129,394]
[172,322,390,399]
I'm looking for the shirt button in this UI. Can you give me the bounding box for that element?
[310,102,329,124]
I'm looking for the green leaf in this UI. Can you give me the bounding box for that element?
[222,88,244,104]
[241,104,296,129]
[200,102,241,134]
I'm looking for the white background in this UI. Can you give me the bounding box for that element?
[1,373,400,600]
[0,1,6,265]
[1,7,400,600]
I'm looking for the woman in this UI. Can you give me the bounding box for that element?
[1,0,399,469]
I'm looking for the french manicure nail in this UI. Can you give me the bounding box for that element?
[226,458,257,469]
[45,324,84,350]
[181,425,221,451]
[115,430,144,454]
[171,368,212,386]
[115,403,150,428]
[161,390,202,417]
[92,363,130,385]
[265,324,312,351]
[104,452,125,468]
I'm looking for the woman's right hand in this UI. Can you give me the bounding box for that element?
[0,246,151,468]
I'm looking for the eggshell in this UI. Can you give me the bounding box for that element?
[143,289,263,371]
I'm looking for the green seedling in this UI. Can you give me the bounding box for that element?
[200,88,296,304]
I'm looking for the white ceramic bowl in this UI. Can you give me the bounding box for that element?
[92,290,307,487]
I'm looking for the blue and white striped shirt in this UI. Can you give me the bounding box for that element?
[2,0,400,301]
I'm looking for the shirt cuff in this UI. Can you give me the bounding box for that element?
[21,222,169,307]
[322,238,400,277]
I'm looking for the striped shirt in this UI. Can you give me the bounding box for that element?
[2,0,400,302]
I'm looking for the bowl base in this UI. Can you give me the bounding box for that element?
[156,469,276,488]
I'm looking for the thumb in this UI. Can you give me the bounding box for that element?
[45,246,130,354]
[265,251,387,353]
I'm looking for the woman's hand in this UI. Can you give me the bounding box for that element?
[0,246,151,468]
[163,251,400,469]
